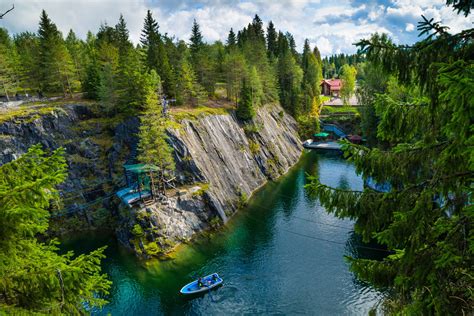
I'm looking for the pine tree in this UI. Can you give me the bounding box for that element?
[140,10,175,98]
[302,52,323,114]
[65,29,85,89]
[301,39,311,74]
[37,10,76,96]
[308,4,474,314]
[176,56,206,106]
[248,66,263,108]
[14,32,41,92]
[226,28,236,50]
[189,19,204,57]
[266,21,278,59]
[236,79,256,121]
[0,28,20,100]
[223,50,247,104]
[0,145,110,314]
[277,45,303,116]
[138,70,175,175]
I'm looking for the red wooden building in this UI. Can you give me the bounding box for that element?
[321,79,342,97]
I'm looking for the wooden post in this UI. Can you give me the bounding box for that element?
[137,173,142,200]
[149,171,156,200]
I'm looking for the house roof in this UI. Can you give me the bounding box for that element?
[321,79,342,90]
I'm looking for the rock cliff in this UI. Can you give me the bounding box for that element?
[122,103,302,256]
[0,102,302,256]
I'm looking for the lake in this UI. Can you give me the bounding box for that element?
[63,150,385,315]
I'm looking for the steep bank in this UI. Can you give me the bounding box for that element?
[117,103,302,256]
[0,103,135,232]
[0,102,302,256]
[171,103,301,219]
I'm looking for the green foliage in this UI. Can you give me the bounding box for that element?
[209,216,221,229]
[297,115,320,139]
[0,145,110,313]
[236,79,256,120]
[236,190,249,209]
[140,10,175,98]
[137,70,176,174]
[37,10,77,97]
[340,64,357,105]
[308,5,474,314]
[144,241,161,256]
[356,60,390,146]
[131,224,144,237]
[176,56,207,106]
[248,139,261,155]
[277,48,303,116]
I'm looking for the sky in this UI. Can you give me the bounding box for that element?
[0,0,472,56]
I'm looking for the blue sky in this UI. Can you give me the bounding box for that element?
[0,0,472,56]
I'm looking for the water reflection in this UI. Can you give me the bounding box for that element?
[62,151,384,315]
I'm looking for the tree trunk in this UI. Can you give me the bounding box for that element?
[58,66,66,98]
[3,82,10,102]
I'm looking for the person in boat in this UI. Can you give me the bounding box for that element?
[212,274,218,282]
[197,277,203,288]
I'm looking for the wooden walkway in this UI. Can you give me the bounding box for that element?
[303,140,342,151]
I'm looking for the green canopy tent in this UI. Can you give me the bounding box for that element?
[313,132,329,137]
[123,164,160,201]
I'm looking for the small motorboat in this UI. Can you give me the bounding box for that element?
[180,273,223,295]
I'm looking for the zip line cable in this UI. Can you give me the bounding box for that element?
[253,200,355,230]
[238,206,392,253]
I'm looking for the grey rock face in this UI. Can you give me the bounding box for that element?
[168,103,302,221]
[1,102,302,255]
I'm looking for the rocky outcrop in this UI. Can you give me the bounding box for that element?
[120,103,302,256]
[0,104,133,231]
[1,102,302,255]
[170,103,301,220]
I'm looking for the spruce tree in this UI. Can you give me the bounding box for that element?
[138,70,175,176]
[223,50,247,104]
[301,39,311,74]
[308,3,474,314]
[277,42,303,115]
[266,21,278,59]
[0,28,20,100]
[37,10,76,96]
[176,56,206,106]
[0,145,110,314]
[302,52,323,114]
[236,79,256,120]
[140,10,175,98]
[226,28,236,49]
[14,32,41,92]
[115,14,132,56]
[189,19,203,57]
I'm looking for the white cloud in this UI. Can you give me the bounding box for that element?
[0,0,471,57]
[315,36,332,55]
[405,23,415,31]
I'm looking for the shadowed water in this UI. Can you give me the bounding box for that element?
[62,151,385,315]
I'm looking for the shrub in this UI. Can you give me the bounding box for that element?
[248,140,260,155]
[131,224,144,237]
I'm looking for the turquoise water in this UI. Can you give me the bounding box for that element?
[63,151,385,315]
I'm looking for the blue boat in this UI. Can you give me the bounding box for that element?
[180,273,223,295]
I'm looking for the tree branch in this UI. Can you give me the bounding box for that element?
[0,4,14,19]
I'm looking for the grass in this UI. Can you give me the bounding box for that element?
[321,105,360,114]
[0,99,98,124]
[0,105,62,124]
[320,95,331,104]
[170,106,230,122]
